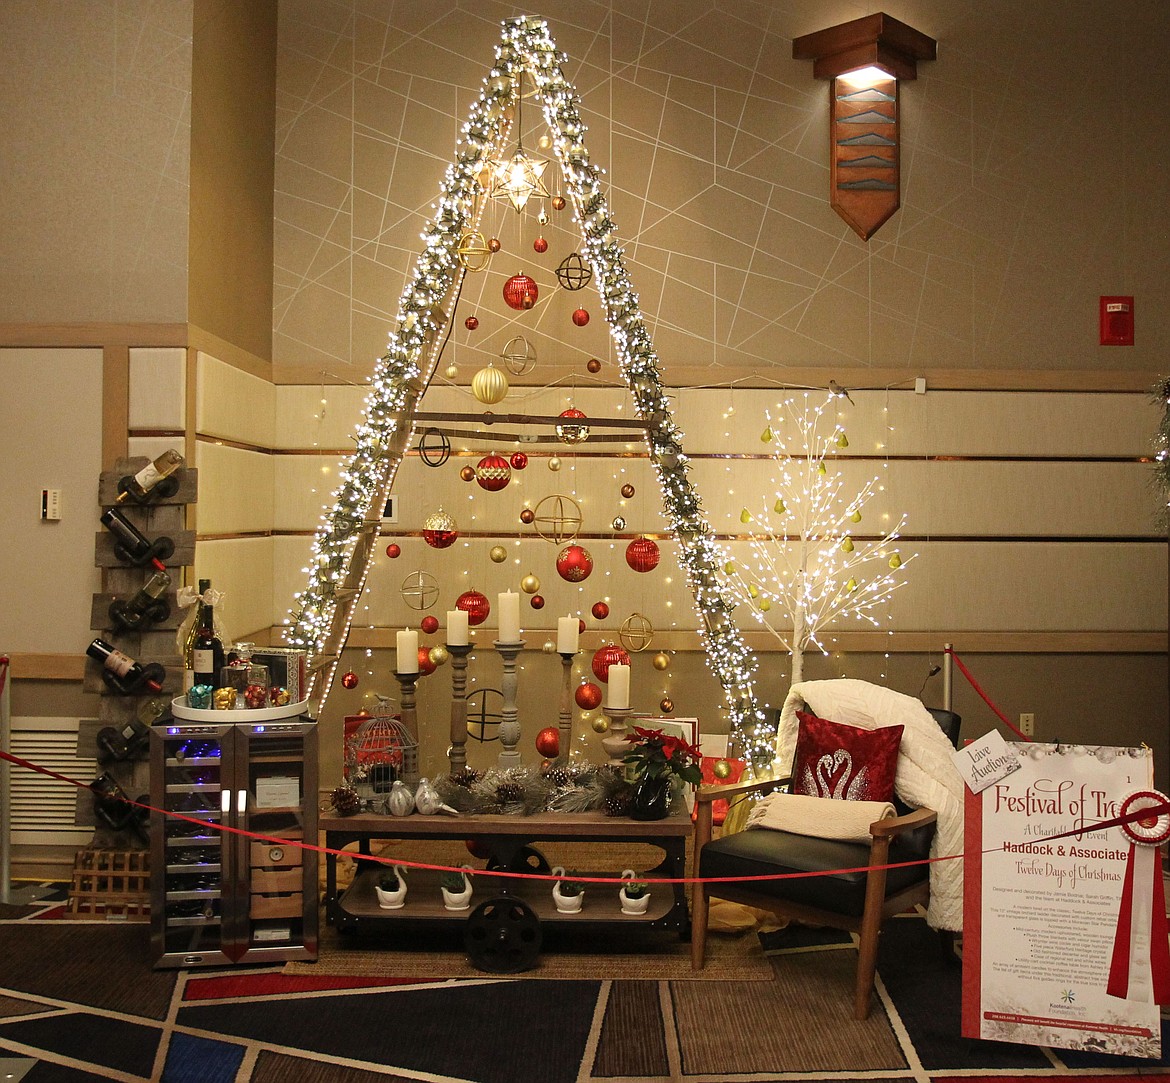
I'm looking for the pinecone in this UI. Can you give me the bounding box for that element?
[604,790,633,817]
[496,781,525,806]
[450,767,482,789]
[330,784,361,816]
[544,765,571,788]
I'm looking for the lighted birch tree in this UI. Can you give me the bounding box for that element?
[722,392,914,684]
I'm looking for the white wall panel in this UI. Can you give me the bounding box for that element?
[129,347,186,430]
[194,536,274,643]
[196,352,276,446]
[195,442,273,535]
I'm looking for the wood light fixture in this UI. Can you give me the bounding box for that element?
[793,12,936,240]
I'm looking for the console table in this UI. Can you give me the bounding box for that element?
[320,807,692,970]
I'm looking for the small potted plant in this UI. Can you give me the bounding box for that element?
[622,726,703,820]
[440,866,473,911]
[374,865,408,910]
[551,865,585,913]
[619,868,651,914]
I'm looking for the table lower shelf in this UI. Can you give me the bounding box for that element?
[333,867,683,933]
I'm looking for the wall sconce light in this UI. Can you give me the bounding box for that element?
[793,12,936,241]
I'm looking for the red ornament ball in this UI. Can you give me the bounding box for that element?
[659,696,674,714]
[556,543,594,583]
[503,272,538,311]
[459,465,476,482]
[423,510,459,549]
[509,451,528,470]
[591,601,610,620]
[620,483,636,499]
[475,453,511,491]
[625,536,660,573]
[488,237,501,253]
[464,315,479,331]
[575,681,603,710]
[578,618,586,634]
[533,236,548,254]
[417,647,437,677]
[535,726,560,758]
[385,543,401,559]
[571,308,590,326]
[455,590,491,626]
[529,594,545,610]
[587,358,602,374]
[519,508,536,525]
[552,195,566,210]
[592,644,631,683]
[466,837,492,859]
[420,615,440,635]
[340,670,359,690]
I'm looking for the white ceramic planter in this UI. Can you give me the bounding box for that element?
[441,865,473,911]
[374,864,408,909]
[619,868,650,914]
[551,865,584,913]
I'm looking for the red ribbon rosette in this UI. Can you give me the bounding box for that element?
[1106,789,1170,1003]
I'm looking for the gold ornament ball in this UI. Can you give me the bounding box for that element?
[537,133,552,150]
[542,640,557,654]
[489,545,508,563]
[712,758,732,780]
[652,652,670,671]
[445,364,459,379]
[548,457,561,472]
[429,645,450,667]
[591,716,609,734]
[472,364,509,405]
[521,573,540,594]
[460,465,476,482]
[659,697,674,714]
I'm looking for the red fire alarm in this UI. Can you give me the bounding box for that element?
[1100,295,1134,346]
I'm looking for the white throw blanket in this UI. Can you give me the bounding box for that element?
[774,679,965,931]
[747,793,895,842]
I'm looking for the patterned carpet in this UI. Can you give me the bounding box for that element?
[2,890,1170,1082]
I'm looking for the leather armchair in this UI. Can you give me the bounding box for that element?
[690,708,960,1019]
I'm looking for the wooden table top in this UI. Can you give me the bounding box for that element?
[320,806,693,838]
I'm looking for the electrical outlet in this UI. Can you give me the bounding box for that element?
[1019,712,1035,737]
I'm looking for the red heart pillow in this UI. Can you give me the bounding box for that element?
[791,710,903,803]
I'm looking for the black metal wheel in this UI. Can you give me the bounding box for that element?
[464,895,542,973]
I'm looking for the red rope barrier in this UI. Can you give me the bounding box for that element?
[945,646,1031,742]
[3,746,1159,889]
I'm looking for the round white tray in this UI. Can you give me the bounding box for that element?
[170,696,310,722]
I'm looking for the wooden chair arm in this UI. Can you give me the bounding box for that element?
[695,771,790,805]
[870,805,937,837]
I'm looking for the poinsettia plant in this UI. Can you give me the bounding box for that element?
[623,726,703,785]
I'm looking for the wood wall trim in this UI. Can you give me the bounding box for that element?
[270,362,1164,394]
[9,654,86,680]
[0,322,187,348]
[101,344,129,469]
[188,323,273,380]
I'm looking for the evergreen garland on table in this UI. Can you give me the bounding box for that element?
[432,761,632,816]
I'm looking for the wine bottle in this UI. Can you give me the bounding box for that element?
[192,579,225,688]
[116,449,184,504]
[107,569,172,631]
[95,695,164,761]
[99,508,174,569]
[86,637,165,695]
[90,771,133,831]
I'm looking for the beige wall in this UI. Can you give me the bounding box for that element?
[273,1,1170,385]
[0,0,193,324]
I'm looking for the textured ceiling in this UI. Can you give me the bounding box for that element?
[273,0,1170,385]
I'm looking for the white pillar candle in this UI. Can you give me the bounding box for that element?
[557,615,579,654]
[446,609,469,646]
[498,591,521,643]
[607,663,630,709]
[396,629,419,673]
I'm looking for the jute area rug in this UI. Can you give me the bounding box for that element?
[295,834,774,981]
